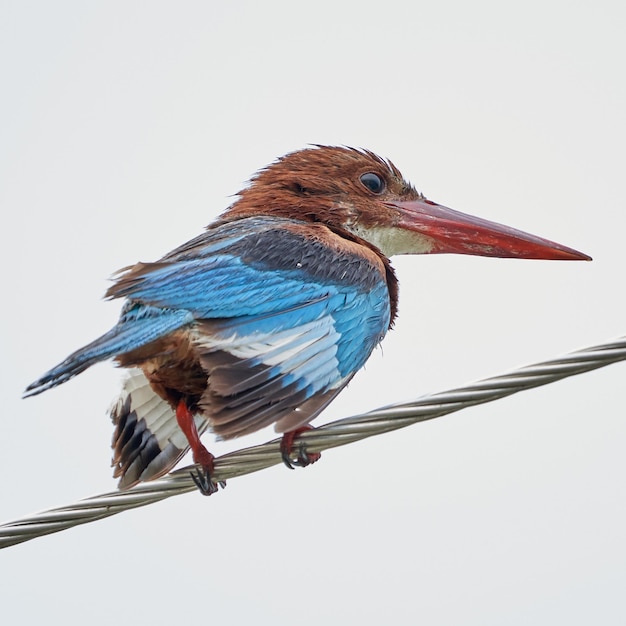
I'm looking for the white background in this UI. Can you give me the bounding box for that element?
[1,2,625,624]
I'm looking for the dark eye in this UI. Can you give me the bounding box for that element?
[360,172,385,194]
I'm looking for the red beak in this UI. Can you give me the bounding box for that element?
[388,198,591,260]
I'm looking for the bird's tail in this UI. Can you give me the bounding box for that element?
[110,368,210,488]
[24,305,194,397]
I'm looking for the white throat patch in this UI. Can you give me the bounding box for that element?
[346,224,436,257]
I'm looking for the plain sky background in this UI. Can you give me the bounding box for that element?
[1,2,625,624]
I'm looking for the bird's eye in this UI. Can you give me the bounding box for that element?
[360,172,385,194]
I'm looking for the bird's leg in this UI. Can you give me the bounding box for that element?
[175,399,225,495]
[280,426,321,469]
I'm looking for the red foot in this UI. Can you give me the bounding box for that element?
[175,399,225,495]
[280,426,322,469]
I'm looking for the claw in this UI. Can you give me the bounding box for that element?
[280,426,321,469]
[190,467,226,496]
[188,449,226,496]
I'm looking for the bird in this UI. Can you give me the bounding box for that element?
[24,145,591,495]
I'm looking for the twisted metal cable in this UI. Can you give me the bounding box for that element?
[2,336,625,549]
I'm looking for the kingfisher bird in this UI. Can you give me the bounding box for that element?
[24,146,590,495]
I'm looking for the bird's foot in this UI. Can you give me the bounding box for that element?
[175,399,225,495]
[280,426,321,469]
[189,446,226,496]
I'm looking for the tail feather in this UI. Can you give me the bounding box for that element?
[23,305,193,397]
[111,368,210,489]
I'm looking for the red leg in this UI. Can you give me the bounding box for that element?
[280,425,322,469]
[175,399,224,495]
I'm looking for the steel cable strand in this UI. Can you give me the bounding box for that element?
[1,335,624,549]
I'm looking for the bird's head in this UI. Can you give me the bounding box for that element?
[225,145,590,261]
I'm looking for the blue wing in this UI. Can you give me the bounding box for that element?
[26,215,391,434]
[107,216,393,437]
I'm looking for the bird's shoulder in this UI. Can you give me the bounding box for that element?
[104,216,396,322]
[165,215,388,287]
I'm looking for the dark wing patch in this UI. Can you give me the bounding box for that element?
[110,368,209,488]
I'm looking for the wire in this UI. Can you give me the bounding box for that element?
[1,336,625,549]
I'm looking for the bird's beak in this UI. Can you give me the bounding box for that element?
[388,198,591,260]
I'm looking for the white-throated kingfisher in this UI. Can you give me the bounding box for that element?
[25,146,590,494]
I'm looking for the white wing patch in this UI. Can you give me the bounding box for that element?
[193,317,340,373]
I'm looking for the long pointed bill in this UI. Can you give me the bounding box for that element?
[388,198,591,260]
